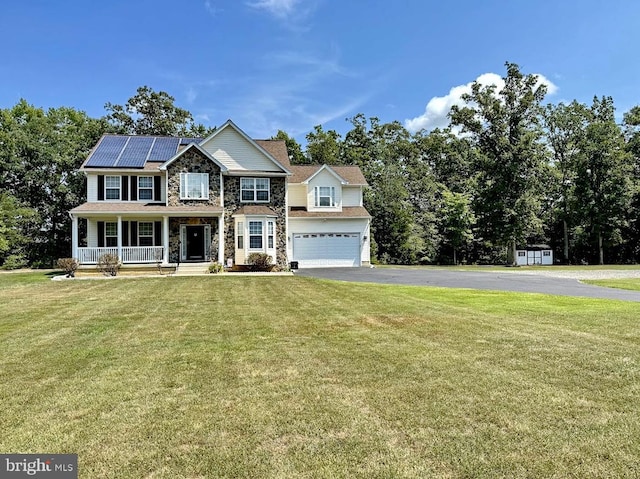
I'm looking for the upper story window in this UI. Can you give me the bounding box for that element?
[241,178,269,202]
[138,176,153,200]
[180,173,209,200]
[315,186,336,207]
[105,176,121,200]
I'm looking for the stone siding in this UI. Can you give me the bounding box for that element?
[169,217,219,263]
[167,149,221,207]
[223,176,288,268]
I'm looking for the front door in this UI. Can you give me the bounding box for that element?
[185,225,205,260]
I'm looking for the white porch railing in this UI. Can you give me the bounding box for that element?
[77,247,164,264]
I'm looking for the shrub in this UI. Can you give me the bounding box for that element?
[208,262,224,274]
[97,253,121,276]
[1,254,28,270]
[246,253,273,271]
[57,258,79,278]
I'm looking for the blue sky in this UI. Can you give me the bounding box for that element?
[1,0,639,143]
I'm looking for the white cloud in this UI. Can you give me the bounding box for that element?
[405,72,558,133]
[204,1,221,16]
[246,0,301,19]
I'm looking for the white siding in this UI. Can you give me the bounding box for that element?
[87,174,98,202]
[307,170,342,211]
[288,218,370,266]
[87,220,98,247]
[288,184,307,207]
[342,186,362,207]
[201,127,282,172]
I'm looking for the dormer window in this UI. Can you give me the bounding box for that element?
[180,173,209,200]
[315,186,336,207]
[241,178,270,202]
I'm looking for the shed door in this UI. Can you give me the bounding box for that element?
[293,233,360,268]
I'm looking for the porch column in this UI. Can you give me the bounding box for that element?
[163,216,169,264]
[117,215,122,259]
[71,215,78,259]
[218,215,224,264]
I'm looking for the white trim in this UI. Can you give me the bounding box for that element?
[180,172,210,200]
[162,216,169,264]
[302,164,348,185]
[240,177,270,203]
[157,143,228,171]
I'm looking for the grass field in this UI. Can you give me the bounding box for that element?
[586,278,640,292]
[1,272,639,478]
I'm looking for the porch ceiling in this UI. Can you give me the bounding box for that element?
[70,202,223,217]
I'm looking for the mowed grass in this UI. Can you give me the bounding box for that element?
[586,278,640,292]
[1,273,639,478]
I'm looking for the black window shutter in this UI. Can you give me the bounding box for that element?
[130,221,138,247]
[122,222,129,247]
[154,221,162,246]
[98,175,104,201]
[122,176,129,201]
[97,221,105,247]
[131,177,138,201]
[154,176,161,201]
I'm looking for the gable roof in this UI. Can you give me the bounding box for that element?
[198,120,291,174]
[158,142,227,171]
[289,165,368,185]
[254,139,291,169]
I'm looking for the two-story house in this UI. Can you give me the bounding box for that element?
[69,120,371,269]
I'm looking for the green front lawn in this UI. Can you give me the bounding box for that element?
[585,278,640,291]
[1,273,639,478]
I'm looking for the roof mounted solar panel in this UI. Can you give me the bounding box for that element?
[148,137,179,162]
[85,136,129,167]
[179,137,202,145]
[116,136,155,168]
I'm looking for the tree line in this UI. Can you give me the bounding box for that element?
[1,63,639,268]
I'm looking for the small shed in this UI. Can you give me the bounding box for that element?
[515,244,553,266]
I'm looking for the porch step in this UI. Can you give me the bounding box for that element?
[174,262,211,276]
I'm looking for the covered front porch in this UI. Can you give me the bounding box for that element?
[70,207,225,266]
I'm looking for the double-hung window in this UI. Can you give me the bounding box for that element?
[105,222,118,247]
[237,222,244,249]
[267,220,275,249]
[180,173,209,200]
[249,221,263,249]
[241,178,269,202]
[138,222,154,246]
[105,176,121,200]
[315,186,336,207]
[138,176,153,200]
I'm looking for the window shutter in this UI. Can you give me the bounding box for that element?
[180,173,185,199]
[154,176,161,201]
[122,176,129,201]
[122,222,129,247]
[130,221,138,247]
[131,177,137,201]
[314,187,318,206]
[97,221,105,247]
[98,175,104,201]
[154,221,162,246]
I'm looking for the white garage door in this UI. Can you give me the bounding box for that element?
[293,233,360,267]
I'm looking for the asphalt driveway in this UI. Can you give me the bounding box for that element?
[294,267,640,302]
